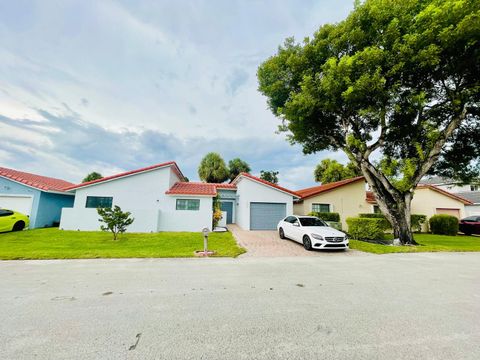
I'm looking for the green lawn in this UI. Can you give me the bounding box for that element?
[349,233,480,254]
[0,228,246,260]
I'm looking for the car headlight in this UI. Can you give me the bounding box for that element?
[344,235,348,241]
[311,233,324,241]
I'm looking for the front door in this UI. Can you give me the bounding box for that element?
[220,201,234,224]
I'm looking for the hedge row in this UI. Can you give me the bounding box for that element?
[346,217,390,241]
[358,213,427,232]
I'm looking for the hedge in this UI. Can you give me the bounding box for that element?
[429,214,459,236]
[359,213,427,232]
[307,212,340,222]
[346,217,390,241]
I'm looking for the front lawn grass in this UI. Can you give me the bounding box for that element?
[349,233,480,254]
[0,228,246,260]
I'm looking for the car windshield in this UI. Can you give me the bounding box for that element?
[299,217,327,227]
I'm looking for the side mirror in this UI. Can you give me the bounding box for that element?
[293,222,300,227]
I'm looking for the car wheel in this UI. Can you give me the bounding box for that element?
[12,221,25,232]
[279,227,286,239]
[303,235,312,251]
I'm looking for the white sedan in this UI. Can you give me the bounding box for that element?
[277,215,349,251]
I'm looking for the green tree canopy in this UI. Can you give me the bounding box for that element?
[258,0,480,244]
[198,152,229,183]
[82,172,103,183]
[314,159,361,184]
[260,170,279,184]
[228,158,251,181]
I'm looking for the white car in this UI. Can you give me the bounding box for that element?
[277,215,349,251]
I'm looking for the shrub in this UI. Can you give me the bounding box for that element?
[308,212,340,222]
[346,217,390,240]
[411,214,427,232]
[358,213,391,229]
[97,205,134,240]
[429,214,459,236]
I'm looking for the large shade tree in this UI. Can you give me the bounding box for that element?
[198,152,229,183]
[314,159,361,184]
[258,0,480,244]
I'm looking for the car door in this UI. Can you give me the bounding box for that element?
[0,210,14,232]
[289,217,304,243]
[281,216,295,238]
[474,217,480,235]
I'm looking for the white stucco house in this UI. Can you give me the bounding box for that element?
[60,162,300,232]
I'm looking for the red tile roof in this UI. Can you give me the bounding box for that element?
[366,185,473,205]
[0,166,75,193]
[165,182,237,196]
[65,161,184,190]
[232,172,300,197]
[166,182,217,196]
[296,176,365,200]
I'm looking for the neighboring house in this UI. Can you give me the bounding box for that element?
[0,167,75,229]
[293,177,369,230]
[420,176,480,216]
[295,177,472,232]
[367,185,472,231]
[60,163,300,232]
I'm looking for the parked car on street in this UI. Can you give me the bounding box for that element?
[277,215,349,250]
[0,209,30,233]
[459,216,480,235]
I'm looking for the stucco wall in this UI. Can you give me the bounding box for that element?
[34,192,74,228]
[235,177,294,230]
[410,188,466,231]
[294,180,368,230]
[60,166,212,232]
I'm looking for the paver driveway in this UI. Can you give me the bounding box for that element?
[228,224,363,257]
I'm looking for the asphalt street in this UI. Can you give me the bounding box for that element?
[1,253,479,360]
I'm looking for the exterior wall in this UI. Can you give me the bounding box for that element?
[235,177,294,230]
[0,177,40,228]
[294,180,368,230]
[60,166,212,232]
[34,192,74,228]
[411,188,466,231]
[465,205,480,216]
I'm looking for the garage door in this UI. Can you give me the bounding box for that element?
[0,195,33,216]
[436,208,460,219]
[250,202,286,230]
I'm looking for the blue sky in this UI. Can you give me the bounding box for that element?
[0,0,354,189]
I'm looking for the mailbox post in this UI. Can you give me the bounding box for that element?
[202,227,209,253]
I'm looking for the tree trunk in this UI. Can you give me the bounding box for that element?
[359,164,418,245]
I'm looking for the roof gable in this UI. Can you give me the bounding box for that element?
[232,172,300,197]
[65,161,184,191]
[296,177,364,200]
[0,167,74,193]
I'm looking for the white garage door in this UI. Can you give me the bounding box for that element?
[0,195,33,215]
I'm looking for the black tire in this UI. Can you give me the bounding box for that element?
[303,235,312,251]
[279,227,286,239]
[12,221,25,232]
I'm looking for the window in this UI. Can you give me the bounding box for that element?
[373,205,382,214]
[0,209,14,217]
[470,185,479,191]
[311,203,330,213]
[299,217,327,227]
[176,199,200,211]
[85,196,113,208]
[284,216,297,223]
